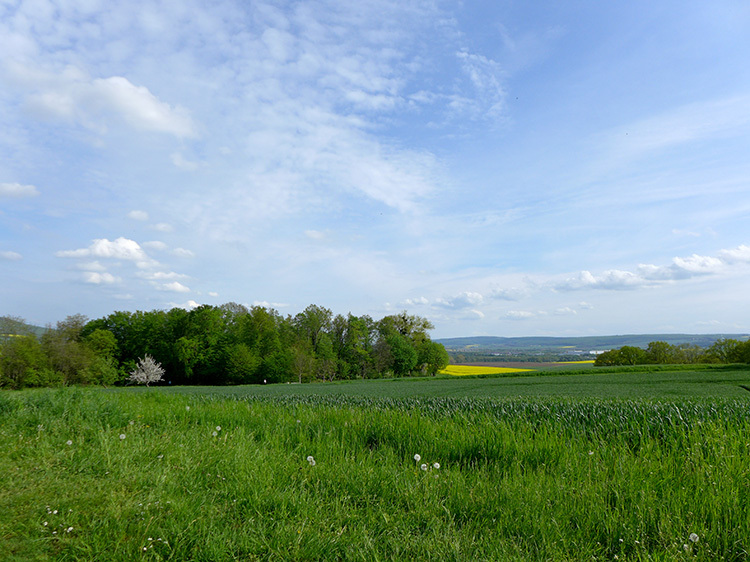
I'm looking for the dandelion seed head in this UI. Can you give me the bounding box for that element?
[307,456,314,462]
[433,462,440,469]
[129,420,134,425]
[420,463,428,471]
[216,426,221,431]
[689,533,699,543]
[66,440,73,446]
[212,431,218,437]
[186,406,190,410]
[414,454,421,462]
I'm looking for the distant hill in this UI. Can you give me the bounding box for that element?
[435,334,750,352]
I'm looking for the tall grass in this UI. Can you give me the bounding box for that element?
[1,387,748,560]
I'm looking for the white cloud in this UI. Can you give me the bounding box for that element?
[0,250,22,260]
[83,271,119,284]
[252,300,288,309]
[554,307,577,316]
[16,66,196,138]
[128,210,149,221]
[466,309,485,320]
[719,244,750,263]
[158,281,190,293]
[208,291,219,297]
[489,287,527,301]
[435,291,484,309]
[556,269,645,291]
[57,237,153,263]
[404,296,429,306]
[505,310,536,320]
[0,182,39,198]
[171,300,200,310]
[153,223,173,233]
[172,247,195,258]
[143,241,168,251]
[140,271,188,281]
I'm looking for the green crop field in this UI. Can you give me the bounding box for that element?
[1,367,749,560]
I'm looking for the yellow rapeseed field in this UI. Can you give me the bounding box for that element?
[556,360,596,364]
[439,365,535,376]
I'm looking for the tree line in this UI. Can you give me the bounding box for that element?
[593,339,750,366]
[0,304,450,390]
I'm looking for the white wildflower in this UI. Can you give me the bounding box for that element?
[66,440,73,446]
[216,426,221,432]
[414,454,421,462]
[119,434,126,440]
[307,455,316,466]
[420,464,428,471]
[433,462,440,469]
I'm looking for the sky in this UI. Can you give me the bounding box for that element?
[2,0,750,338]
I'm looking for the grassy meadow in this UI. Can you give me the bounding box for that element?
[1,367,749,560]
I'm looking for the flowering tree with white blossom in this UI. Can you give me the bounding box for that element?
[129,355,165,387]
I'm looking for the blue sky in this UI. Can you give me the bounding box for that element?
[2,0,750,338]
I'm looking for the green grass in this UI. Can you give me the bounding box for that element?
[1,371,749,560]
[165,364,750,400]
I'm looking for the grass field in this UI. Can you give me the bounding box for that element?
[1,367,749,560]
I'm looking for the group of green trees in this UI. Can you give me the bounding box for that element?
[594,339,750,366]
[0,304,450,390]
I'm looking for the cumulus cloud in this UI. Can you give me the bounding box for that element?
[435,291,484,309]
[403,296,429,306]
[15,65,196,138]
[557,245,749,292]
[57,237,154,266]
[719,244,750,263]
[0,250,22,260]
[158,281,190,293]
[0,182,39,198]
[171,300,200,310]
[556,269,644,291]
